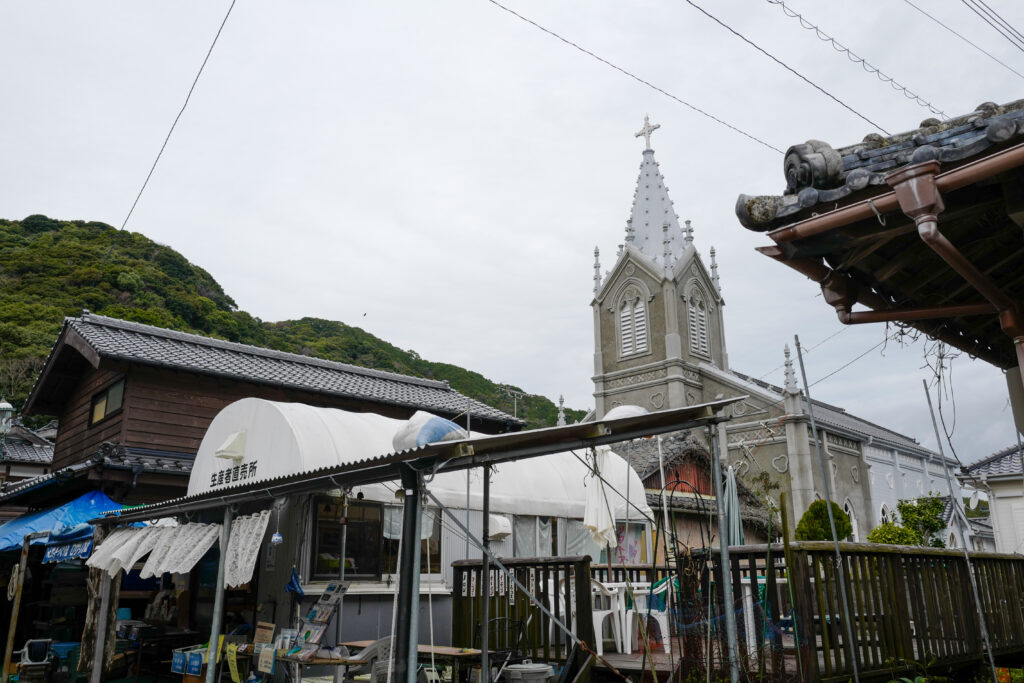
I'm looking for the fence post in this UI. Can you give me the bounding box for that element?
[786,546,819,681]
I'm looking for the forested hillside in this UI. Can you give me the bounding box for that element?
[0,215,585,429]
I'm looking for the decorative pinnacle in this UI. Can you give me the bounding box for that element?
[635,114,660,150]
[593,247,601,294]
[783,345,799,394]
[662,223,672,269]
[557,396,566,426]
[710,246,721,294]
[625,218,635,243]
[684,219,694,245]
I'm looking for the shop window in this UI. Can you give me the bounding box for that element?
[90,378,125,425]
[382,507,442,575]
[513,515,558,557]
[310,497,441,581]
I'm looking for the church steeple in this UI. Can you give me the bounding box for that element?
[626,116,687,265]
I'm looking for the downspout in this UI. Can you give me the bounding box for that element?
[884,156,1024,392]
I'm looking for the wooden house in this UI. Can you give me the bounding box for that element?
[3,311,521,510]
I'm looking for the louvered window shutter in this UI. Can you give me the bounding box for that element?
[688,305,699,354]
[633,301,647,353]
[697,305,709,356]
[620,304,634,355]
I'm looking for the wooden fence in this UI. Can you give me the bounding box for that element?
[678,542,1024,681]
[451,556,595,666]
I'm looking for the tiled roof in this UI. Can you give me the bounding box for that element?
[0,442,191,504]
[64,313,520,426]
[963,443,1024,478]
[737,99,1024,231]
[2,423,54,465]
[968,516,994,538]
[2,440,53,465]
[729,369,931,455]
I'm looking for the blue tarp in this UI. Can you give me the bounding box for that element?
[0,490,122,553]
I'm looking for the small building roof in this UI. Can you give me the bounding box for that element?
[735,99,1024,370]
[26,312,522,429]
[2,422,54,465]
[963,443,1024,479]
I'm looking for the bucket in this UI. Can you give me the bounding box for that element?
[503,663,554,683]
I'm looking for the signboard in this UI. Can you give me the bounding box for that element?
[42,539,93,563]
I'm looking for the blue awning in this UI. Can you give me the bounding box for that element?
[0,490,122,554]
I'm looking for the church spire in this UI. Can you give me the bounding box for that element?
[626,116,686,265]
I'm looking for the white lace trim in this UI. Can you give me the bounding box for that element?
[167,524,221,575]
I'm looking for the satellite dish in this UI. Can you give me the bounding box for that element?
[969,490,980,510]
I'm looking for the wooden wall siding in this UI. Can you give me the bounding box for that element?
[51,365,128,470]
[642,460,713,496]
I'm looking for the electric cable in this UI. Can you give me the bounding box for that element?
[484,0,785,154]
[120,0,238,231]
[967,0,1024,45]
[765,0,948,119]
[901,0,1024,80]
[683,0,890,135]
[961,0,1024,53]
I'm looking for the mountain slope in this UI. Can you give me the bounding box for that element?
[0,215,585,429]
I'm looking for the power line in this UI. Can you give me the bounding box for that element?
[683,0,890,135]
[971,0,1024,44]
[961,0,1024,52]
[484,0,784,154]
[120,0,238,231]
[765,0,948,119]
[901,0,1024,80]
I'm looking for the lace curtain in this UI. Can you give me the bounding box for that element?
[86,527,137,573]
[166,524,221,575]
[225,510,270,588]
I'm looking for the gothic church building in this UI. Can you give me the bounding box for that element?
[591,118,968,543]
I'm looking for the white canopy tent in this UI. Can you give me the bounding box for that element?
[189,398,652,521]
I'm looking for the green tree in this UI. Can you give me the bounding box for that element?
[795,500,852,541]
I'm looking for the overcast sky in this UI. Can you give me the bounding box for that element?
[3,0,1023,463]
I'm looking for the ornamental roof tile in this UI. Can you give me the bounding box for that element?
[63,313,520,427]
[736,99,1024,231]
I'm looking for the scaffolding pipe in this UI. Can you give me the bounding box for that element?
[922,379,999,683]
[205,506,234,683]
[794,335,860,683]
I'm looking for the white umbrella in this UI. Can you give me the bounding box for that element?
[584,447,617,548]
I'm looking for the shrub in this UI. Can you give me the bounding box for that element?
[795,500,852,541]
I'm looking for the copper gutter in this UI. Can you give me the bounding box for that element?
[767,140,1024,244]
[883,160,1024,388]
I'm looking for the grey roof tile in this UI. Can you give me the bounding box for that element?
[737,99,1024,231]
[67,313,520,426]
[964,443,1024,477]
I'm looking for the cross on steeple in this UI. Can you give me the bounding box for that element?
[635,115,660,149]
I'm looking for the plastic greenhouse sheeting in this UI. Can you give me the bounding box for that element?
[0,489,122,552]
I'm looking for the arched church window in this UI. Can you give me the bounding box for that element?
[687,292,709,357]
[843,499,859,541]
[880,503,892,525]
[617,285,648,357]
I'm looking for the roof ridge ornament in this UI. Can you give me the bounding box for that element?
[635,114,660,150]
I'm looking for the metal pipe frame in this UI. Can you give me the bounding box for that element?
[205,506,234,683]
[394,465,423,683]
[710,422,739,683]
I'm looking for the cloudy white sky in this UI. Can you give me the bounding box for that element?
[3,0,1023,463]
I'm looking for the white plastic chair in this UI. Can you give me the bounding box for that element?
[622,580,673,655]
[589,580,623,656]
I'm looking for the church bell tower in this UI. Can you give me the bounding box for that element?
[592,117,728,418]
